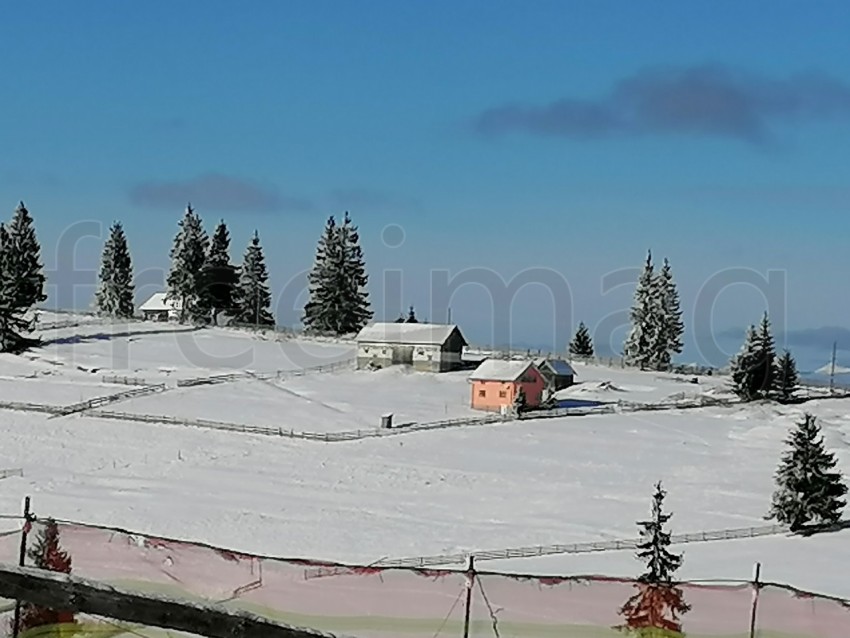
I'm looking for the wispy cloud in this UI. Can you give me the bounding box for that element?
[472,65,850,145]
[127,173,313,214]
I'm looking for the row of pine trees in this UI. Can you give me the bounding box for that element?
[96,207,276,326]
[568,250,802,404]
[95,206,374,334]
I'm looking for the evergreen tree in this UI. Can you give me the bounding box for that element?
[337,211,373,333]
[730,314,777,401]
[404,305,418,323]
[235,231,274,326]
[653,258,684,371]
[17,518,77,635]
[634,482,684,584]
[303,215,340,333]
[624,251,661,370]
[302,212,373,334]
[730,324,759,401]
[767,413,847,530]
[166,204,208,323]
[617,482,690,637]
[773,350,799,403]
[569,321,594,358]
[6,201,46,310]
[199,220,239,324]
[0,223,36,353]
[95,221,135,318]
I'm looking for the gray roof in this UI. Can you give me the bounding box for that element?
[355,322,466,346]
[469,359,536,382]
[534,358,576,377]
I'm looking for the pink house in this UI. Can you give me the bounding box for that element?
[468,359,546,412]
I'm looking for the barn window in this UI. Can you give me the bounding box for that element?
[478,389,486,398]
[499,390,507,398]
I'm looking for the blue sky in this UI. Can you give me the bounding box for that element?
[2,1,850,365]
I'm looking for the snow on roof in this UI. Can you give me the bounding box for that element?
[138,292,181,312]
[469,359,535,382]
[356,322,465,346]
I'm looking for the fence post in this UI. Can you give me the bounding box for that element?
[462,555,475,638]
[749,562,761,638]
[12,495,33,638]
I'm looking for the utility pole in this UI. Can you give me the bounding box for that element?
[462,555,475,638]
[829,341,837,395]
[748,562,762,638]
[12,496,33,638]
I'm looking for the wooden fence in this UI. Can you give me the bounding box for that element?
[176,357,356,388]
[101,375,150,386]
[355,522,791,571]
[52,383,167,417]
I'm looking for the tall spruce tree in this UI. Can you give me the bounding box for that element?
[166,204,208,323]
[95,221,135,318]
[6,201,46,310]
[303,215,339,333]
[0,223,36,353]
[773,350,799,403]
[199,220,239,324]
[16,518,77,635]
[617,482,690,637]
[235,230,274,326]
[569,321,594,358]
[337,211,372,333]
[767,413,847,530]
[624,251,662,370]
[302,212,372,334]
[653,258,684,371]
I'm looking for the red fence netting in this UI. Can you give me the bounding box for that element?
[3,519,850,637]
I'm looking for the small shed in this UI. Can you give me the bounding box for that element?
[138,292,181,322]
[534,358,577,391]
[355,322,468,372]
[468,359,546,411]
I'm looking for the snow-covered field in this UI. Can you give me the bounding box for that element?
[2,312,849,600]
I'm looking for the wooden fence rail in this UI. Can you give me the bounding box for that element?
[355,523,791,571]
[52,383,167,418]
[0,562,336,638]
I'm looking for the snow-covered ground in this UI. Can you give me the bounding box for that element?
[1,315,849,599]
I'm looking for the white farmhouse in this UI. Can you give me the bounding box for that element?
[138,292,181,322]
[355,322,468,372]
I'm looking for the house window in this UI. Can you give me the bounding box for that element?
[417,348,425,355]
[478,389,486,398]
[364,346,370,353]
[382,348,387,355]
[498,390,507,398]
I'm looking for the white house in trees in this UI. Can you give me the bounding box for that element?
[355,322,468,372]
[138,292,181,322]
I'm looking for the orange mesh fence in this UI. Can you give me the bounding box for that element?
[5,519,850,637]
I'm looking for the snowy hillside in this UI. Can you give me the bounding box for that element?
[1,314,849,599]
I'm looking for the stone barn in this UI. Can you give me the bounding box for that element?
[355,322,468,372]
